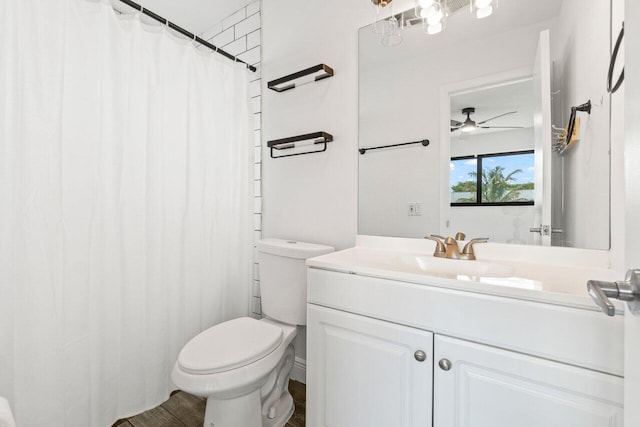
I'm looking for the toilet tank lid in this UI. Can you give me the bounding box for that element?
[257,239,334,259]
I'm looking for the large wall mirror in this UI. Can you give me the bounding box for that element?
[358,0,615,250]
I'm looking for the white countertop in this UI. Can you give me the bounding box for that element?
[306,237,622,313]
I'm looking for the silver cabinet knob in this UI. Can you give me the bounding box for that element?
[587,269,640,316]
[438,358,452,371]
[414,350,427,362]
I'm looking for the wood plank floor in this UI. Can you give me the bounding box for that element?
[112,380,306,427]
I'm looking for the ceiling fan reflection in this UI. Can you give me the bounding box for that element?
[450,107,524,133]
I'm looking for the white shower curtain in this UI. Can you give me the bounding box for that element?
[0,0,254,425]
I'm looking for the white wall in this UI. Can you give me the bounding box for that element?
[550,0,611,249]
[262,1,389,252]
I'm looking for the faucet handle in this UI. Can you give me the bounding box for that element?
[424,235,446,255]
[462,238,488,258]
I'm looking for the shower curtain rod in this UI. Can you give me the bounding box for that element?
[117,0,257,72]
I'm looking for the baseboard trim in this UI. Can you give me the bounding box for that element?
[290,356,306,384]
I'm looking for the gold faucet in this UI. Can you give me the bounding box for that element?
[424,235,488,260]
[424,235,446,257]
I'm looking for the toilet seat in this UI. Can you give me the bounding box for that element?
[178,317,283,375]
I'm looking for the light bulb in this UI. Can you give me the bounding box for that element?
[427,10,444,25]
[419,5,438,18]
[475,0,493,8]
[418,0,436,8]
[427,22,443,34]
[476,5,493,19]
[461,123,476,132]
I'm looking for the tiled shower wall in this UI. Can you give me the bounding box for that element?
[199,1,263,318]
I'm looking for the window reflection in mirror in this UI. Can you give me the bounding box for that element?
[451,152,535,205]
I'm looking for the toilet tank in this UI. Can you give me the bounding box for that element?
[257,239,334,325]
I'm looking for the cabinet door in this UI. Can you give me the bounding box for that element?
[434,335,624,427]
[307,304,433,427]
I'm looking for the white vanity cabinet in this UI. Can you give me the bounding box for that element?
[306,264,625,427]
[434,335,624,427]
[306,305,433,427]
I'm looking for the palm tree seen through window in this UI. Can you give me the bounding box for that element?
[450,151,534,205]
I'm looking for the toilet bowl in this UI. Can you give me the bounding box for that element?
[171,239,334,427]
[172,317,297,427]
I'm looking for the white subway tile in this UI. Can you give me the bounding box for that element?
[250,79,261,98]
[254,130,261,147]
[253,113,261,131]
[254,196,262,213]
[253,214,261,231]
[223,9,246,30]
[247,29,261,50]
[251,296,262,315]
[254,231,262,244]
[254,181,261,197]
[251,95,261,113]
[235,13,260,38]
[223,37,247,56]
[238,46,261,66]
[249,66,261,82]
[252,279,261,296]
[254,146,262,164]
[254,162,261,180]
[246,1,260,16]
[209,27,234,47]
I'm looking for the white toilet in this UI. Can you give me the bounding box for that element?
[172,238,334,427]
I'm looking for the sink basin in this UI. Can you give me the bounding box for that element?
[394,255,515,278]
[306,238,618,309]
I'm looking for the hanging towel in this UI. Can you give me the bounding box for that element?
[0,397,15,427]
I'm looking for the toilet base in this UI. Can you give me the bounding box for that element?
[204,389,262,427]
[200,344,296,427]
[200,385,295,427]
[262,391,294,427]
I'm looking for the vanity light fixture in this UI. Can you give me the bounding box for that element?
[372,0,497,42]
[371,0,404,47]
[417,0,447,35]
[471,0,497,19]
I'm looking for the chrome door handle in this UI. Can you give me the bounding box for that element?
[587,269,640,316]
[587,280,618,316]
